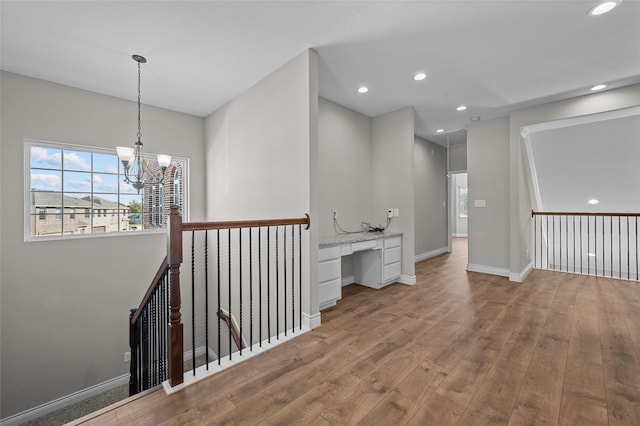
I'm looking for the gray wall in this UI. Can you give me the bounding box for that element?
[0,71,205,417]
[204,49,318,318]
[414,137,447,258]
[449,144,467,172]
[318,98,373,236]
[372,108,416,279]
[467,116,510,272]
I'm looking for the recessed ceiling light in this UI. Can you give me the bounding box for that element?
[436,129,445,133]
[357,86,369,94]
[456,105,467,111]
[588,1,619,16]
[413,72,427,81]
[588,199,599,205]
[591,84,607,91]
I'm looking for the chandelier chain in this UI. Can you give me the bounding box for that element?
[137,60,142,140]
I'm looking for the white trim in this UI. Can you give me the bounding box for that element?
[452,233,468,238]
[415,247,448,263]
[303,312,322,329]
[466,263,510,277]
[509,262,533,283]
[398,274,417,285]
[163,327,312,395]
[341,275,355,286]
[0,374,129,426]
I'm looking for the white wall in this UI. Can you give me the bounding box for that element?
[0,71,205,418]
[414,137,447,258]
[204,49,318,319]
[467,116,510,273]
[372,108,416,280]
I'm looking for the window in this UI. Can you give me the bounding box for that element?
[26,140,188,240]
[458,185,468,218]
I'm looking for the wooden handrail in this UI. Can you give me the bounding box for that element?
[130,256,169,325]
[532,210,640,217]
[217,310,245,351]
[182,213,310,232]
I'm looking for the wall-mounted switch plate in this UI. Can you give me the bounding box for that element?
[474,200,486,208]
[124,351,131,362]
[393,208,400,217]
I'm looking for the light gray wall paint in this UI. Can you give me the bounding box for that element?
[449,144,467,172]
[467,116,510,271]
[414,136,447,257]
[452,173,468,236]
[372,107,415,278]
[509,83,640,275]
[204,49,318,318]
[0,71,205,418]
[318,98,373,236]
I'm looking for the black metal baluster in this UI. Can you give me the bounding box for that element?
[205,230,209,369]
[299,224,302,330]
[546,215,549,269]
[191,230,196,375]
[259,227,263,347]
[276,226,280,339]
[284,225,287,336]
[217,229,221,366]
[636,217,638,281]
[573,216,576,273]
[611,216,613,278]
[534,215,537,268]
[619,216,622,279]
[228,228,232,360]
[560,215,562,271]
[250,227,253,351]
[267,227,271,344]
[628,217,630,280]
[587,216,591,274]
[239,228,243,356]
[594,216,597,276]
[566,216,569,272]
[291,225,295,332]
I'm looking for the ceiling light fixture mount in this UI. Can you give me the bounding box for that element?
[357,86,369,94]
[117,54,171,194]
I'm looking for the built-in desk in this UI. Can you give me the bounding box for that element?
[318,232,402,310]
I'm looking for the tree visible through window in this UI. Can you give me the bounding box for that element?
[27,140,187,239]
[458,185,468,218]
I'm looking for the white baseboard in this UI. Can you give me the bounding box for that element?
[509,262,533,283]
[184,345,218,363]
[302,312,321,329]
[466,263,510,278]
[0,374,129,426]
[341,275,355,286]
[415,247,448,263]
[398,274,417,285]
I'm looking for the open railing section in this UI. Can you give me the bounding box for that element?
[533,211,640,281]
[129,257,170,396]
[165,205,311,392]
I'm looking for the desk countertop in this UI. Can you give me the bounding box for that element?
[319,232,403,248]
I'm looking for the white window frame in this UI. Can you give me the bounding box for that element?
[24,139,190,242]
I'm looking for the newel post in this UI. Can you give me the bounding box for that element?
[167,204,184,387]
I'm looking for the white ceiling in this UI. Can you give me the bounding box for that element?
[1,1,639,145]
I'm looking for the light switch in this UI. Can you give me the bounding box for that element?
[474,200,486,208]
[393,208,400,217]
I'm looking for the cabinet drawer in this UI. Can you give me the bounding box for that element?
[384,237,402,249]
[319,278,341,305]
[319,246,341,262]
[384,246,401,265]
[383,262,401,281]
[351,239,377,252]
[319,258,341,283]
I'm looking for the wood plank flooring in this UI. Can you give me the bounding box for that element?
[74,238,640,425]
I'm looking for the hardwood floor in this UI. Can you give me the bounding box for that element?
[74,238,640,425]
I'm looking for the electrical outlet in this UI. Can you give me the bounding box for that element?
[124,351,131,362]
[333,210,337,220]
[394,208,400,217]
[388,209,393,219]
[525,249,529,259]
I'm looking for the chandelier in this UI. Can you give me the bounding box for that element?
[117,54,171,194]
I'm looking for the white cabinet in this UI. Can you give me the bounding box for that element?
[318,234,402,310]
[318,246,342,310]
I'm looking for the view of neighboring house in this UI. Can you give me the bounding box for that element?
[30,191,131,236]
